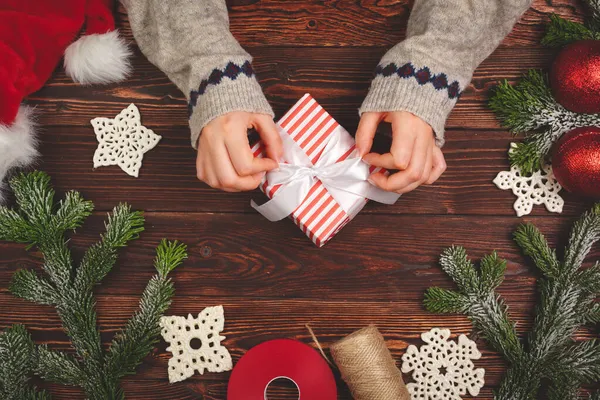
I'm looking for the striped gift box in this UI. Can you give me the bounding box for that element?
[251,94,383,247]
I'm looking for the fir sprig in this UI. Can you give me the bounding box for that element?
[489,71,600,174]
[0,325,50,400]
[425,204,600,399]
[542,1,600,47]
[0,172,187,399]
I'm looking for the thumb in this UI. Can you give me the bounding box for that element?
[355,112,381,157]
[253,114,283,162]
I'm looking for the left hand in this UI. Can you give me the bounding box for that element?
[355,111,446,194]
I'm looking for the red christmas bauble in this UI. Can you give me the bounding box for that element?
[550,40,600,114]
[552,126,600,199]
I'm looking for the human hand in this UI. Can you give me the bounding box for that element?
[355,111,446,194]
[196,112,283,192]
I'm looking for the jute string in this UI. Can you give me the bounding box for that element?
[329,325,410,400]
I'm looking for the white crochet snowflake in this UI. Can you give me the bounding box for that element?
[160,305,232,383]
[91,103,161,177]
[401,328,485,400]
[493,143,563,217]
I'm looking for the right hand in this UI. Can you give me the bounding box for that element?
[196,112,283,192]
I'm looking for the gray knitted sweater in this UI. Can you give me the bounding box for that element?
[123,0,532,148]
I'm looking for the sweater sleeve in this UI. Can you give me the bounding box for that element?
[122,0,273,148]
[359,0,533,146]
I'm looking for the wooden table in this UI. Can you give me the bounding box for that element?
[1,1,597,399]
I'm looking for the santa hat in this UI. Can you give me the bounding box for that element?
[0,0,131,202]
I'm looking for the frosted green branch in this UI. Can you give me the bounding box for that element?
[0,172,186,399]
[426,204,600,399]
[489,71,600,174]
[0,325,50,400]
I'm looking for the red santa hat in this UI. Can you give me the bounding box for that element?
[0,0,131,202]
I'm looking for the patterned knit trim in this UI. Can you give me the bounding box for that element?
[375,62,462,100]
[188,61,255,117]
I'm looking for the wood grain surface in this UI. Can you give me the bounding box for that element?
[2,1,598,399]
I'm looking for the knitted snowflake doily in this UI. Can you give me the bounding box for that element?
[493,143,563,217]
[160,305,232,383]
[91,103,161,177]
[401,328,485,400]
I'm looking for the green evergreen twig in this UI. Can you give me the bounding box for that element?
[489,71,600,174]
[543,1,600,46]
[425,204,600,399]
[0,172,187,399]
[0,325,50,400]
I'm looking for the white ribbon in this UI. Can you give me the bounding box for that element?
[251,126,400,222]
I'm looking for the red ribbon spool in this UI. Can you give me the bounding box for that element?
[227,339,337,400]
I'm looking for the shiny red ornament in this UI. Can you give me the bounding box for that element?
[550,40,600,114]
[552,126,600,199]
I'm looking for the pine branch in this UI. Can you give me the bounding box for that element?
[547,382,580,400]
[424,287,470,313]
[550,340,600,384]
[439,246,480,293]
[0,173,186,399]
[507,141,546,176]
[9,172,55,229]
[0,325,49,400]
[75,205,144,291]
[34,346,84,387]
[433,247,523,364]
[542,14,597,47]
[489,71,600,174]
[576,261,600,295]
[53,191,94,232]
[426,204,600,400]
[0,208,36,244]
[564,204,600,274]
[584,303,600,324]
[10,270,57,305]
[514,223,560,277]
[479,252,507,293]
[105,240,186,382]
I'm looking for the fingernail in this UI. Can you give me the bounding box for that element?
[367,178,375,185]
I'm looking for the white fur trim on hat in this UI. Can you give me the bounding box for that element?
[0,106,38,203]
[64,30,132,85]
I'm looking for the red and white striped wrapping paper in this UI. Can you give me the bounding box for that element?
[251,94,384,247]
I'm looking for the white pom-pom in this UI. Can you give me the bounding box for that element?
[64,30,132,85]
[0,107,38,203]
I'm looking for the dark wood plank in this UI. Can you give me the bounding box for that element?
[114,0,584,48]
[30,46,558,130]
[2,213,596,301]
[32,125,592,215]
[0,294,596,400]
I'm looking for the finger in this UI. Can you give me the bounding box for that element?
[213,144,265,192]
[362,153,397,170]
[368,136,430,192]
[225,132,278,176]
[253,114,284,161]
[355,112,382,156]
[395,145,433,194]
[426,146,447,184]
[390,124,416,171]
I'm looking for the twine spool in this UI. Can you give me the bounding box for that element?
[330,325,410,400]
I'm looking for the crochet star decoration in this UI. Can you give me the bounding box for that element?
[160,306,232,383]
[494,143,563,217]
[401,328,485,400]
[91,103,161,177]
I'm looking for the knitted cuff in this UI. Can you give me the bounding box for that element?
[359,65,463,147]
[188,67,273,149]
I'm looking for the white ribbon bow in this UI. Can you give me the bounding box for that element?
[251,126,400,222]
